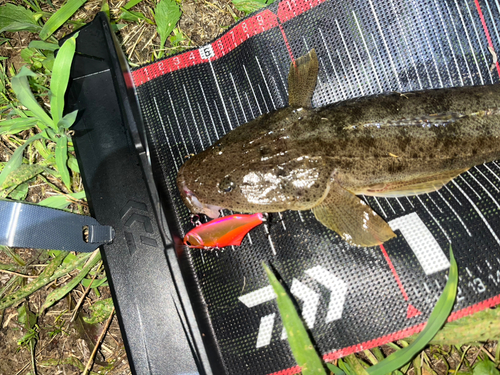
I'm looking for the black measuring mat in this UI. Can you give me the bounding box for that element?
[133,0,500,373]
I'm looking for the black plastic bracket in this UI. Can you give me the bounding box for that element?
[64,13,212,374]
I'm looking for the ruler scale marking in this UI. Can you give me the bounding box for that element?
[464,0,494,83]
[153,96,180,170]
[243,64,263,116]
[199,81,220,140]
[452,179,500,246]
[183,85,205,149]
[416,195,451,243]
[352,10,383,92]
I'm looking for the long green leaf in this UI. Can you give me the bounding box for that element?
[50,35,77,126]
[366,246,458,375]
[0,251,68,310]
[0,133,44,186]
[154,0,181,55]
[39,190,86,209]
[0,117,37,135]
[123,0,144,10]
[40,251,101,313]
[263,263,327,375]
[0,164,44,198]
[39,0,87,40]
[11,67,53,129]
[55,134,71,189]
[28,40,60,51]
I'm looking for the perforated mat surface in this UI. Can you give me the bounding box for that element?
[132,1,500,373]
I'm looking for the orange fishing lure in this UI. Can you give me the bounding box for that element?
[183,213,266,249]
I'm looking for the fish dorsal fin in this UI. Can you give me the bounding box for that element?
[356,168,469,197]
[288,49,319,108]
[312,182,396,247]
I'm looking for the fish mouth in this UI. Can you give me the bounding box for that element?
[180,182,222,218]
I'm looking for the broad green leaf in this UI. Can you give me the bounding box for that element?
[231,0,273,14]
[0,4,41,34]
[263,263,327,375]
[28,40,60,51]
[154,0,181,55]
[82,297,113,324]
[0,133,44,186]
[8,181,29,200]
[366,246,458,375]
[57,109,78,130]
[39,190,86,209]
[17,304,36,328]
[474,358,500,375]
[20,47,35,63]
[0,21,42,34]
[42,54,55,71]
[55,134,71,189]
[0,117,37,135]
[50,35,77,126]
[39,0,87,40]
[123,0,144,10]
[67,154,80,173]
[0,164,44,198]
[11,67,53,129]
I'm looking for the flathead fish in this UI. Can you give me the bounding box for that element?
[177,49,500,247]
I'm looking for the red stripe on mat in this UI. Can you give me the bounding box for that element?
[473,0,500,79]
[131,0,327,86]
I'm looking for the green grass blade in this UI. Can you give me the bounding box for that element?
[263,263,327,375]
[55,134,71,189]
[0,117,37,135]
[50,35,77,126]
[367,246,458,375]
[0,133,44,186]
[28,40,60,51]
[123,0,144,10]
[0,251,68,310]
[38,190,86,209]
[40,250,101,313]
[326,363,346,375]
[39,0,87,40]
[11,67,53,129]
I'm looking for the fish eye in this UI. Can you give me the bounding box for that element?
[219,177,235,193]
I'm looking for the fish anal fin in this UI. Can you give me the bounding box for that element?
[312,182,396,247]
[288,49,319,108]
[358,168,469,197]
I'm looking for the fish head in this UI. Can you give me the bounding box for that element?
[177,123,330,216]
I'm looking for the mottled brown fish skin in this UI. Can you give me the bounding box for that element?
[177,84,500,216]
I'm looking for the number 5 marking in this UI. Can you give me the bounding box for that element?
[388,212,450,275]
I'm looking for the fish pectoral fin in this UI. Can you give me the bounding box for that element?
[312,183,396,247]
[358,168,469,197]
[288,49,319,108]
